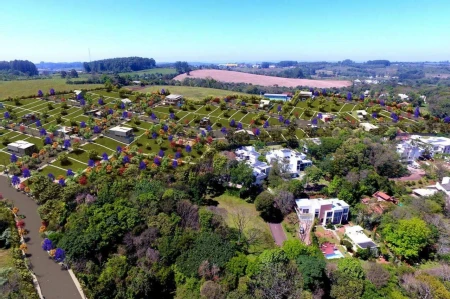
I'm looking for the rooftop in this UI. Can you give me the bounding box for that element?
[8,140,34,149]
[166,94,183,100]
[410,135,450,147]
[110,126,133,133]
[295,198,349,210]
[345,225,377,249]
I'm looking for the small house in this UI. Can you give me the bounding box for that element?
[132,81,142,85]
[299,91,313,99]
[164,94,183,106]
[199,117,211,127]
[107,126,134,144]
[359,122,379,132]
[55,126,73,138]
[7,140,36,156]
[121,98,132,105]
[263,93,291,102]
[345,226,379,256]
[373,191,398,204]
[356,110,368,119]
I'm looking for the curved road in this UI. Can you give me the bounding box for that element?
[0,176,81,299]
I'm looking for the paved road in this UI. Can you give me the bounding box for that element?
[0,176,81,299]
[268,222,287,246]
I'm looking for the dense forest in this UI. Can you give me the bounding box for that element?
[0,60,38,76]
[83,57,156,73]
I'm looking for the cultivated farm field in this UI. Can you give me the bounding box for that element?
[0,78,102,99]
[174,69,352,88]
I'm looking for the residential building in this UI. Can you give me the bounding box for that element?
[164,94,183,106]
[373,191,398,204]
[266,148,312,175]
[55,126,73,138]
[107,126,134,143]
[412,187,439,197]
[7,140,36,156]
[345,226,378,255]
[436,177,450,198]
[396,139,424,163]
[295,198,350,225]
[398,93,409,101]
[74,90,85,98]
[299,91,313,98]
[359,122,379,132]
[132,81,141,85]
[410,135,450,156]
[356,110,368,120]
[199,117,211,127]
[259,99,270,109]
[235,146,271,184]
[121,98,132,105]
[263,93,291,102]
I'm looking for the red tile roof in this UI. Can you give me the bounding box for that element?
[373,191,391,201]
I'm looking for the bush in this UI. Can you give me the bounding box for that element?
[341,239,353,252]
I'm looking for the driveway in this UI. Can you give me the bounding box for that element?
[268,222,287,246]
[0,176,81,299]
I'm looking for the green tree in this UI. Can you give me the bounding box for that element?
[296,255,326,291]
[337,258,365,280]
[382,217,432,261]
[254,192,275,219]
[230,162,255,190]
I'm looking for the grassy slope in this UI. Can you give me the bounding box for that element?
[136,85,248,101]
[214,194,275,253]
[0,78,102,99]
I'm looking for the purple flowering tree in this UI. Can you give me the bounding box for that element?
[98,98,104,105]
[4,112,10,119]
[122,156,130,164]
[322,89,327,95]
[278,115,284,123]
[206,125,212,131]
[93,126,101,134]
[80,121,86,128]
[120,102,125,109]
[314,91,319,97]
[162,124,168,132]
[372,112,378,118]
[309,88,314,93]
[102,152,109,161]
[170,113,175,119]
[66,169,74,176]
[80,98,86,106]
[284,119,290,125]
[39,128,47,136]
[35,119,42,127]
[185,145,192,153]
[22,168,31,178]
[168,135,173,141]
[153,157,161,166]
[254,128,260,136]
[230,119,236,127]
[152,132,158,139]
[108,108,114,115]
[311,118,318,125]
[172,160,178,168]
[88,159,95,167]
[116,146,122,153]
[360,94,365,100]
[414,106,420,118]
[44,136,52,145]
[241,101,246,106]
[159,149,165,157]
[42,238,53,251]
[263,121,269,128]
[444,116,450,123]
[49,88,55,96]
[237,122,243,130]
[58,179,65,186]
[380,99,385,106]
[347,92,352,101]
[47,173,55,181]
[175,152,181,159]
[201,130,206,137]
[221,127,227,134]
[11,175,20,186]
[161,88,166,95]
[38,90,43,97]
[122,111,128,118]
[317,113,323,119]
[54,248,65,262]
[151,113,157,120]
[277,105,282,112]
[77,94,84,101]
[10,154,18,163]
[139,161,147,170]
[63,139,71,149]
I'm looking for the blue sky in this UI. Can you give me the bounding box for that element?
[1,0,449,63]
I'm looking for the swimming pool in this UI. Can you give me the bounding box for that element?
[325,250,344,259]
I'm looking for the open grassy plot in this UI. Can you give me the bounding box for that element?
[53,157,87,171]
[68,149,94,163]
[339,103,355,112]
[0,79,102,99]
[214,194,276,253]
[137,86,247,101]
[83,142,115,155]
[38,164,67,178]
[209,107,226,117]
[93,135,127,150]
[0,151,13,166]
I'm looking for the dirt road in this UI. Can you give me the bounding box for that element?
[268,222,287,246]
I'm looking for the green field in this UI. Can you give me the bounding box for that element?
[0,78,102,99]
[136,85,248,101]
[119,68,177,76]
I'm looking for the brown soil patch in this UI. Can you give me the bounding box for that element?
[175,69,352,88]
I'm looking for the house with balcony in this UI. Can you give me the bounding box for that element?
[396,139,424,163]
[266,148,312,176]
[235,146,271,184]
[410,135,450,156]
[295,198,350,226]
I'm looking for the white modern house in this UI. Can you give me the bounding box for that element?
[164,94,183,105]
[7,140,36,156]
[359,122,379,132]
[235,146,271,184]
[410,135,450,156]
[398,94,409,101]
[266,148,312,176]
[121,98,132,105]
[295,198,350,225]
[345,225,379,255]
[437,177,450,198]
[396,139,424,163]
[356,110,368,120]
[107,126,134,143]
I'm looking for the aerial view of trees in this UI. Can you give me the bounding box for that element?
[0,59,38,76]
[83,57,156,73]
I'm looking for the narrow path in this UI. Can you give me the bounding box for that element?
[0,176,81,299]
[268,222,287,246]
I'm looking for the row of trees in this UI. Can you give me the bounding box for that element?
[0,60,38,76]
[83,57,156,73]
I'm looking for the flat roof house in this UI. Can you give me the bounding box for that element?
[410,135,450,156]
[263,93,291,102]
[164,94,183,106]
[121,98,132,105]
[359,122,379,132]
[345,225,378,255]
[266,148,312,175]
[235,146,271,185]
[7,140,36,156]
[437,177,450,198]
[396,139,424,163]
[299,91,313,99]
[107,126,134,144]
[295,198,350,225]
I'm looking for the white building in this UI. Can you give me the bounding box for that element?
[295,198,349,225]
[345,225,378,255]
[7,140,36,156]
[121,98,132,105]
[164,94,183,105]
[266,148,312,175]
[410,135,450,156]
[398,93,409,101]
[359,122,379,132]
[436,177,450,198]
[109,126,133,137]
[396,139,424,163]
[356,110,368,120]
[235,146,271,184]
[299,91,313,98]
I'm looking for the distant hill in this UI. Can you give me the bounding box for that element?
[36,61,83,71]
[0,60,38,76]
[83,57,156,73]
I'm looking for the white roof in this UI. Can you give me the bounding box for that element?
[356,110,368,115]
[410,135,450,147]
[359,122,379,131]
[398,93,409,100]
[299,91,313,96]
[110,126,133,133]
[121,98,132,104]
[235,129,255,136]
[166,94,183,100]
[74,90,83,95]
[413,188,439,197]
[264,93,289,97]
[345,225,377,248]
[8,140,34,149]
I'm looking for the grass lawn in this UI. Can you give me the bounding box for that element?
[214,194,276,253]
[0,249,12,269]
[0,151,13,166]
[53,158,86,171]
[68,149,93,163]
[137,85,248,101]
[93,136,126,150]
[37,164,67,178]
[339,103,355,112]
[0,79,102,99]
[82,142,114,154]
